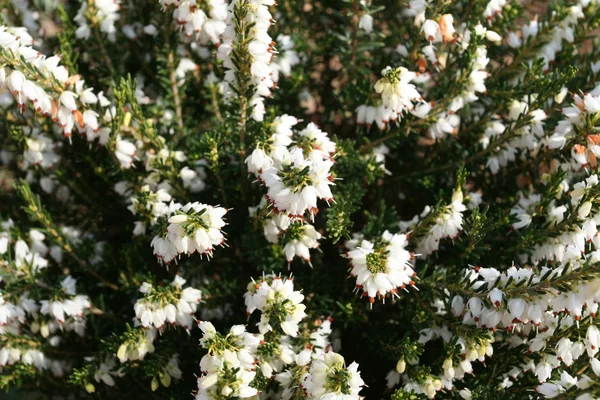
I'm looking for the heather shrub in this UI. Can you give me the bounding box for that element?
[1,0,600,399]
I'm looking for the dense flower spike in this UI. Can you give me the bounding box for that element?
[167,203,227,255]
[192,278,363,399]
[219,0,276,121]
[195,321,260,399]
[0,230,91,379]
[0,26,111,141]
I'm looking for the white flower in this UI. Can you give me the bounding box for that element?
[180,166,206,192]
[262,148,334,219]
[75,0,121,42]
[303,352,365,399]
[294,123,336,160]
[127,186,172,234]
[282,222,322,264]
[161,0,227,45]
[150,235,179,263]
[162,202,228,258]
[245,276,306,337]
[134,277,201,331]
[347,231,416,302]
[423,14,455,43]
[246,114,297,176]
[94,358,119,387]
[196,323,259,399]
[115,136,137,168]
[39,276,91,331]
[0,26,112,143]
[359,14,373,33]
[536,382,563,398]
[23,134,59,169]
[117,328,157,363]
[413,190,466,255]
[218,0,276,121]
[374,66,423,115]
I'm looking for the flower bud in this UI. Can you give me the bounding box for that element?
[221,386,233,396]
[40,323,50,338]
[555,87,568,104]
[396,358,406,374]
[459,388,472,400]
[452,189,463,204]
[579,201,592,219]
[571,187,586,198]
[124,111,132,127]
[117,344,127,362]
[160,372,171,388]
[168,214,188,224]
[485,30,502,43]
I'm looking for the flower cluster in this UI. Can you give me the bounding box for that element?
[346,230,416,303]
[151,202,228,263]
[246,115,336,220]
[374,66,423,119]
[250,200,322,264]
[74,0,121,42]
[422,14,456,44]
[0,230,92,379]
[244,276,306,336]
[127,185,173,235]
[513,5,585,69]
[484,99,547,174]
[117,327,158,363]
[0,25,112,140]
[302,352,365,399]
[246,114,297,176]
[547,93,600,170]
[271,35,300,84]
[133,276,201,331]
[443,262,600,396]
[400,189,467,256]
[262,148,335,220]
[388,327,494,398]
[524,175,600,265]
[159,0,227,45]
[5,0,600,398]
[40,276,91,328]
[425,23,496,139]
[195,322,260,399]
[194,277,364,399]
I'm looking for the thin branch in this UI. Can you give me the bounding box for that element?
[167,48,185,137]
